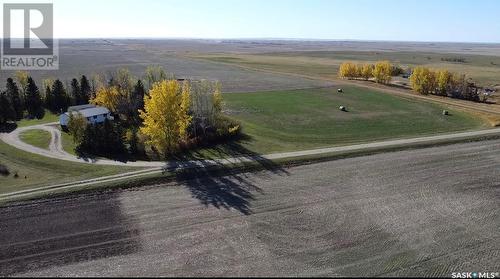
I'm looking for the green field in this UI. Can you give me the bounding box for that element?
[60,129,77,155]
[17,111,59,128]
[0,141,137,195]
[19,129,51,150]
[222,86,487,154]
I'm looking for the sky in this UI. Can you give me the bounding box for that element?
[2,0,500,43]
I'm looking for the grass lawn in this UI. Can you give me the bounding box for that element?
[17,110,59,128]
[0,140,139,195]
[19,129,51,150]
[60,129,77,155]
[220,86,488,154]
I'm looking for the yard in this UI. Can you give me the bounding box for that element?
[19,129,51,150]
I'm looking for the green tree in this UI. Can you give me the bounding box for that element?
[25,77,45,119]
[44,84,53,111]
[52,79,70,113]
[129,79,146,123]
[80,75,91,104]
[67,113,87,145]
[0,92,16,124]
[5,78,24,120]
[70,78,83,105]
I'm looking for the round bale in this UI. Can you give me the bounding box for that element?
[337,88,343,93]
[442,110,449,116]
[339,106,346,112]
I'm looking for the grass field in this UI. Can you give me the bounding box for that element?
[220,86,487,154]
[0,141,137,195]
[60,130,77,155]
[17,111,59,128]
[19,130,51,150]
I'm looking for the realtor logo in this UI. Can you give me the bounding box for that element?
[1,3,58,70]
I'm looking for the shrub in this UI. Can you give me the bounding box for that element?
[0,163,10,176]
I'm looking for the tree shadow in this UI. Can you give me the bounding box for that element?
[165,134,290,215]
[0,122,17,133]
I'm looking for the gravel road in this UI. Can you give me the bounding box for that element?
[1,140,499,277]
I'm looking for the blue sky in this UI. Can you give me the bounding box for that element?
[4,0,500,42]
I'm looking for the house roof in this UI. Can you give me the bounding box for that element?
[66,106,110,118]
[68,104,96,112]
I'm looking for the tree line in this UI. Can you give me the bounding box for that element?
[338,61,402,85]
[0,71,95,125]
[410,67,485,102]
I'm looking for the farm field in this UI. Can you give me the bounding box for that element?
[193,50,500,87]
[220,86,487,154]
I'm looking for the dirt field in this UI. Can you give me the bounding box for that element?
[1,139,499,277]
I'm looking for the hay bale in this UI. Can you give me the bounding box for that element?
[337,88,343,93]
[339,106,347,112]
[442,110,449,116]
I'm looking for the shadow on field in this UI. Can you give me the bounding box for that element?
[0,193,141,276]
[167,135,290,215]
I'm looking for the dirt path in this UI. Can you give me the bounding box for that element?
[3,123,500,169]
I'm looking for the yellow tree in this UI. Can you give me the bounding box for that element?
[361,64,374,80]
[15,70,29,95]
[436,69,453,96]
[338,62,358,79]
[410,67,436,95]
[179,81,192,140]
[140,80,191,155]
[91,86,122,113]
[373,61,393,84]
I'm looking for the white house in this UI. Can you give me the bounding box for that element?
[60,105,114,127]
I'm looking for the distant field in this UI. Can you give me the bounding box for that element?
[221,86,487,154]
[194,51,500,86]
[19,130,51,150]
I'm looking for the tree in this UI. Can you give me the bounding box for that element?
[5,78,24,120]
[70,78,83,105]
[80,75,91,104]
[360,64,374,80]
[91,86,122,114]
[338,62,359,79]
[67,113,87,145]
[44,84,53,111]
[52,79,70,113]
[129,79,146,123]
[410,67,436,95]
[436,69,453,96]
[0,92,16,124]
[24,77,45,119]
[77,119,125,157]
[14,71,29,98]
[373,61,393,84]
[139,80,190,155]
[144,65,172,90]
[179,81,192,140]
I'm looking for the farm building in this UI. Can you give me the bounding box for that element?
[60,105,114,128]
